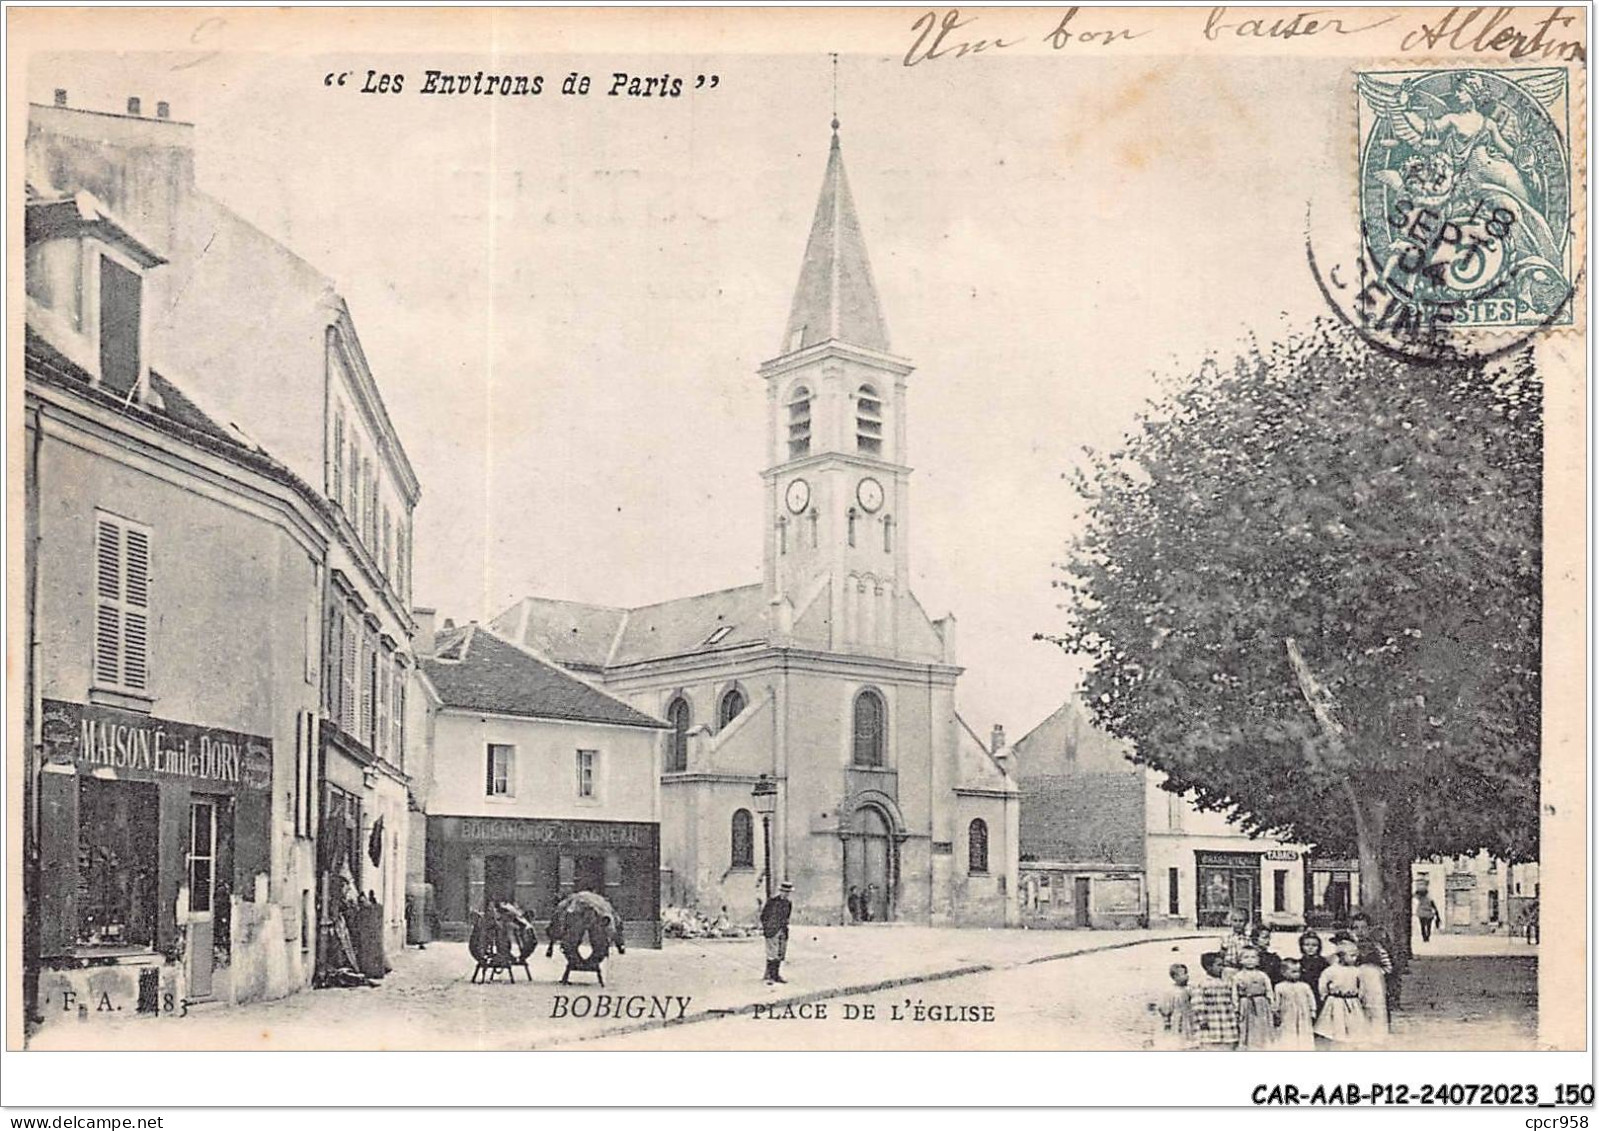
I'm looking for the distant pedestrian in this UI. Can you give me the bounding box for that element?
[1150,962,1196,1049]
[761,880,794,984]
[1234,947,1278,1049]
[1252,925,1283,984]
[1297,931,1330,1008]
[1191,952,1240,1050]
[1414,890,1440,943]
[1275,958,1317,1049]
[1313,936,1366,1046]
[1523,899,1540,945]
[846,885,863,923]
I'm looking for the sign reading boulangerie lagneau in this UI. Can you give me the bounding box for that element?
[454,816,654,848]
[40,698,271,791]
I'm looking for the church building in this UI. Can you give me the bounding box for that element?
[491,124,1018,927]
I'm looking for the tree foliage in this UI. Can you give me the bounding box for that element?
[1050,322,1541,891]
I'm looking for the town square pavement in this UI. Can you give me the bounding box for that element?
[28,926,1534,1052]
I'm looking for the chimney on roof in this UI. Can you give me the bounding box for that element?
[442,617,456,631]
[127,96,142,116]
[991,724,1007,755]
[53,89,67,107]
[412,607,437,655]
[156,101,170,120]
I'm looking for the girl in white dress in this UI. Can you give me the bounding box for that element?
[1275,957,1318,1050]
[1314,937,1368,1045]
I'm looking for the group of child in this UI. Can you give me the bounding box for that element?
[1150,914,1393,1051]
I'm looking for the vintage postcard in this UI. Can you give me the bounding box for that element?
[4,3,1590,1100]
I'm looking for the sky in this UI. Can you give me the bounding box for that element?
[28,46,1353,739]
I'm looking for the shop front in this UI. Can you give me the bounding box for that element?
[427,815,662,947]
[1018,864,1144,929]
[1194,850,1263,928]
[314,727,409,985]
[1304,857,1362,928]
[33,699,271,1023]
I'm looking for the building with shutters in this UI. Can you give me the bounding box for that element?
[409,619,667,944]
[22,94,421,1031]
[489,124,1019,928]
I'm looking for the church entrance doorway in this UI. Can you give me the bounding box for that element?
[844,804,895,922]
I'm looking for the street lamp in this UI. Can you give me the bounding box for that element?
[752,773,778,902]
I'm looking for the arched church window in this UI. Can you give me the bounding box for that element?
[856,384,883,456]
[731,809,754,869]
[718,687,746,730]
[968,819,990,875]
[666,696,691,772]
[788,386,812,459]
[852,689,886,767]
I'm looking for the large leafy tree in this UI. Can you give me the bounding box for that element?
[1051,322,1541,958]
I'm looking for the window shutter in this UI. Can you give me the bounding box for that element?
[94,519,122,684]
[348,446,360,519]
[392,669,405,768]
[332,415,345,504]
[375,652,388,759]
[94,515,150,691]
[122,527,150,690]
[340,613,357,730]
[485,747,495,796]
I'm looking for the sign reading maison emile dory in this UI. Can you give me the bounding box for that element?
[455,816,654,848]
[41,698,271,791]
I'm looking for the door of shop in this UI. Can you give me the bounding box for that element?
[186,799,218,1000]
[484,855,516,908]
[1196,852,1263,927]
[1073,877,1091,926]
[573,855,606,895]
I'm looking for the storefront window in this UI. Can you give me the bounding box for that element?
[77,778,158,948]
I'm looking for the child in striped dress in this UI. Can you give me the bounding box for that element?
[1192,951,1240,1050]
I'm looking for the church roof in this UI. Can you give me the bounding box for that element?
[420,623,666,730]
[782,127,891,355]
[497,583,769,670]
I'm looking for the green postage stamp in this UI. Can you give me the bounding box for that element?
[1357,67,1574,330]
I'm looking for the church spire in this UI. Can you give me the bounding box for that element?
[781,122,891,355]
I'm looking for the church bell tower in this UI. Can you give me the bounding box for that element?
[761,121,914,655]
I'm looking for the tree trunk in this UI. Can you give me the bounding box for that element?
[1353,794,1387,920]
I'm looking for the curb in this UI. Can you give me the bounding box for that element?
[529,931,1213,1050]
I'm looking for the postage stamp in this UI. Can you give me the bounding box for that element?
[1357,66,1575,331]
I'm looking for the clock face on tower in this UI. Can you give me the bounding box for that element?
[785,477,811,514]
[856,477,885,513]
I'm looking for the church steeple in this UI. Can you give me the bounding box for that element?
[781,123,890,356]
[761,121,913,655]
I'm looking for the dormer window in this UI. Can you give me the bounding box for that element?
[856,384,883,455]
[25,192,164,401]
[787,385,812,459]
[98,256,142,397]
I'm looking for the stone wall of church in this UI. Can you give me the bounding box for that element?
[611,655,998,927]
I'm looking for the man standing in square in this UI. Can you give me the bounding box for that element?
[762,880,794,984]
